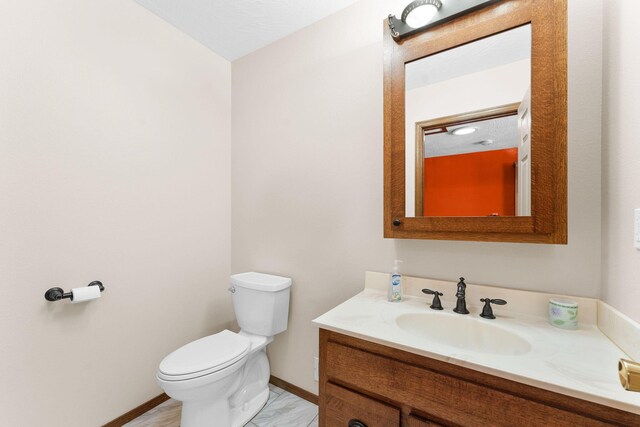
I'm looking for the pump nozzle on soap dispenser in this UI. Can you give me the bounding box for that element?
[388,260,403,302]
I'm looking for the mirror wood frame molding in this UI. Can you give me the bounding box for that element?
[384,0,567,244]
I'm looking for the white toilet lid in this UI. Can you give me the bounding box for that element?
[158,330,250,380]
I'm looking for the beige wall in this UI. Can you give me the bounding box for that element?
[232,0,603,394]
[601,1,640,323]
[0,1,232,426]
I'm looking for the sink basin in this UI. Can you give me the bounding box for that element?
[396,313,532,356]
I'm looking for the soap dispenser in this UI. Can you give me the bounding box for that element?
[387,260,403,302]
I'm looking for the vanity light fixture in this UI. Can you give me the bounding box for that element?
[388,0,501,41]
[403,0,442,29]
[388,0,441,40]
[450,126,477,136]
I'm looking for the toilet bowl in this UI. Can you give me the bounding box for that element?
[157,272,291,427]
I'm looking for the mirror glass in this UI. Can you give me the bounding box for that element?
[405,25,532,217]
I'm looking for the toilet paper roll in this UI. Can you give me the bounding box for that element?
[71,286,101,303]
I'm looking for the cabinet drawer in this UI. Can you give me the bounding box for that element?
[325,341,612,427]
[324,382,400,427]
[404,415,445,427]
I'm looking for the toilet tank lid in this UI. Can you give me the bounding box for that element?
[230,272,292,292]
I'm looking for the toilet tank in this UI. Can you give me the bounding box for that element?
[230,272,292,337]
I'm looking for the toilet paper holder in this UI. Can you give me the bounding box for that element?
[44,281,104,302]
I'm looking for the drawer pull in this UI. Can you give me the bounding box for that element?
[348,420,367,427]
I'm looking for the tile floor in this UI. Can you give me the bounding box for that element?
[123,384,318,427]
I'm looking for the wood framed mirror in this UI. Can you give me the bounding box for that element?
[384,0,567,243]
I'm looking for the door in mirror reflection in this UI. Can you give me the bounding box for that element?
[405,24,531,217]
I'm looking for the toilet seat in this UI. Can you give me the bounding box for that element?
[158,330,250,382]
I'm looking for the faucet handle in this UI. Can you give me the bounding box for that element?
[422,289,444,310]
[480,298,507,319]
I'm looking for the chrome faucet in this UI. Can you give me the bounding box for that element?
[453,277,469,314]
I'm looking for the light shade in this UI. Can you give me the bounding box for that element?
[402,0,442,29]
[451,126,478,136]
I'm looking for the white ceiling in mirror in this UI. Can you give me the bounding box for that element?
[425,115,519,158]
[405,24,532,91]
[133,0,360,61]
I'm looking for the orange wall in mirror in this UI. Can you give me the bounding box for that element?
[424,148,517,216]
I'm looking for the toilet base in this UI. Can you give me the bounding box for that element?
[230,387,269,427]
[177,380,269,427]
[229,344,271,426]
[170,344,271,427]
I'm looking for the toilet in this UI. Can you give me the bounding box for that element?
[157,272,292,427]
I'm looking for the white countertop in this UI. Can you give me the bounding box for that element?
[313,288,640,414]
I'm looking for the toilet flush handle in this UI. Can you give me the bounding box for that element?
[228,286,236,293]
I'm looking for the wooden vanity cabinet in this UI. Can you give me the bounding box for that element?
[319,329,640,427]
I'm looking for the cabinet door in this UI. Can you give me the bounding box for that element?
[323,382,399,427]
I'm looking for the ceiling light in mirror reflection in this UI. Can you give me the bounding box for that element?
[450,126,478,136]
[425,115,518,158]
